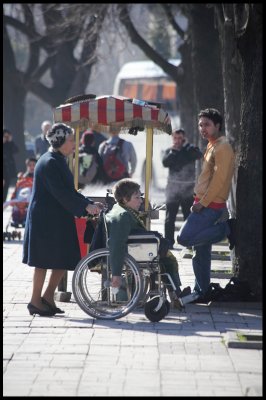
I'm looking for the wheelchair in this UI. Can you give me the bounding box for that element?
[72,212,179,322]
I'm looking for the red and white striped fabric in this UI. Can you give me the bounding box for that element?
[53,95,172,134]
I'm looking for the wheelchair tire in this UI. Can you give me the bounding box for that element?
[72,248,143,320]
[144,296,170,322]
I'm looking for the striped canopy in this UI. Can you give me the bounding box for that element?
[53,95,172,135]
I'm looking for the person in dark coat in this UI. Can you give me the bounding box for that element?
[23,123,103,316]
[162,129,203,248]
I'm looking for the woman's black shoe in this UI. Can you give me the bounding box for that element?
[27,303,55,316]
[41,297,65,314]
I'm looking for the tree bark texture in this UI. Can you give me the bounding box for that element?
[235,4,262,299]
[188,4,224,150]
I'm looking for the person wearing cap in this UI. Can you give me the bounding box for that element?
[23,123,104,316]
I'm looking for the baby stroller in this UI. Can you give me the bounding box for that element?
[3,183,32,241]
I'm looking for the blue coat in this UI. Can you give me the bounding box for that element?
[22,151,92,269]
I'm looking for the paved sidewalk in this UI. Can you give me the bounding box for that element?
[3,208,262,397]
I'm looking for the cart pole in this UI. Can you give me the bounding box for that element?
[74,126,80,190]
[144,127,153,230]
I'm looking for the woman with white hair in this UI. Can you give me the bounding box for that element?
[23,123,103,316]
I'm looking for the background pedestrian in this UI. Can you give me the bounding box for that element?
[34,120,51,159]
[3,128,19,201]
[162,129,202,248]
[98,126,137,183]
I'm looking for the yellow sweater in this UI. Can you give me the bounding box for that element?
[194,136,235,207]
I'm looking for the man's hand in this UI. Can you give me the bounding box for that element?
[191,202,204,213]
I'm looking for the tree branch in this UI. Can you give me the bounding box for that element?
[118,5,181,82]
[27,80,56,106]
[161,4,185,39]
[21,5,40,78]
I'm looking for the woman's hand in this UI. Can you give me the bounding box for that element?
[94,201,105,210]
[85,203,102,215]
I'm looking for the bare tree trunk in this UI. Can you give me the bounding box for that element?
[3,21,27,171]
[214,4,242,273]
[3,82,27,173]
[235,4,262,299]
[178,41,195,141]
[188,4,224,150]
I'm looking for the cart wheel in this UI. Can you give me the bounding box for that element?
[144,296,170,322]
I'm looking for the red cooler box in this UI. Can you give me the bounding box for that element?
[75,217,88,258]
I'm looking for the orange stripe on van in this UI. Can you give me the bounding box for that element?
[162,83,176,99]
[123,84,138,98]
[142,83,157,100]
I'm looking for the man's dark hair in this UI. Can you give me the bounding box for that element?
[198,108,223,131]
[173,129,185,135]
[25,157,37,165]
[3,128,11,136]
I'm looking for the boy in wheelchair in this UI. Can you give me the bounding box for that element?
[105,178,190,308]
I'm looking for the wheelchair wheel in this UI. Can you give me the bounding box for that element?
[72,248,143,320]
[144,296,170,322]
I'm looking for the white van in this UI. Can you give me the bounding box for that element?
[113,59,181,192]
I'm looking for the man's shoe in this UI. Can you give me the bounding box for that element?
[191,295,209,304]
[227,218,236,250]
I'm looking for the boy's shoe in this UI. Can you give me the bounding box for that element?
[179,286,191,297]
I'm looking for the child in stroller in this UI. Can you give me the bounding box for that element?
[8,157,37,227]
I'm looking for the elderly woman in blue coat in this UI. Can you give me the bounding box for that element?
[106,179,190,308]
[23,123,103,316]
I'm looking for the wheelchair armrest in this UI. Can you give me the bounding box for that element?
[127,234,160,245]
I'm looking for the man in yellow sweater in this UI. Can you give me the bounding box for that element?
[177,108,235,300]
